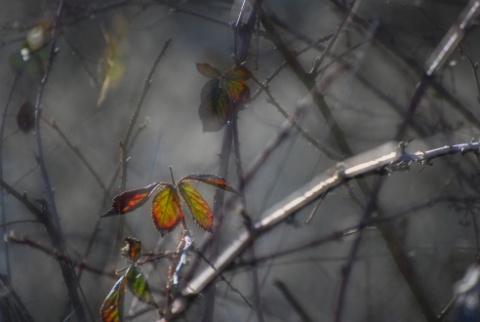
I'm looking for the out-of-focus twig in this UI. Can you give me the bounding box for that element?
[116,38,171,244]
[0,73,19,279]
[274,280,313,322]
[32,0,90,320]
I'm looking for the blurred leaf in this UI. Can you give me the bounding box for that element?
[25,53,45,83]
[151,184,183,236]
[198,79,230,132]
[196,63,222,78]
[97,27,127,107]
[8,52,24,73]
[180,174,238,193]
[16,101,35,133]
[121,237,142,263]
[100,275,126,322]
[178,182,213,232]
[26,23,48,51]
[125,266,154,304]
[102,182,159,217]
[224,65,251,81]
[225,80,250,103]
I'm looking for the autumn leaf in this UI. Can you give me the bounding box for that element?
[125,266,155,304]
[180,174,238,193]
[225,80,250,103]
[196,63,222,79]
[97,17,128,107]
[178,182,213,231]
[100,275,126,322]
[102,182,160,217]
[151,184,183,236]
[224,65,251,81]
[16,101,35,133]
[198,79,231,132]
[196,63,251,131]
[121,237,142,263]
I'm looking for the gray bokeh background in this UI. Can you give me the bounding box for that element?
[0,0,479,321]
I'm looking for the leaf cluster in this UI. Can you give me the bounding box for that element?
[102,173,236,236]
[196,63,251,132]
[100,237,155,322]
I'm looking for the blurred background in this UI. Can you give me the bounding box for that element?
[1,0,480,321]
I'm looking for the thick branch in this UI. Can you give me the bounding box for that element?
[171,139,480,316]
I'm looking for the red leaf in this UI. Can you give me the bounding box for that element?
[196,63,222,79]
[16,101,35,133]
[151,184,183,236]
[178,182,213,232]
[102,182,160,217]
[198,79,231,132]
[121,237,142,263]
[180,174,237,193]
[100,275,126,322]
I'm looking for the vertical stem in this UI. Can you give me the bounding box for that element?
[0,73,19,279]
[32,1,89,321]
[201,2,259,320]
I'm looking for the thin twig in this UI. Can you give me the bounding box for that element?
[43,118,108,193]
[6,235,118,279]
[274,280,313,322]
[117,38,171,244]
[250,75,342,160]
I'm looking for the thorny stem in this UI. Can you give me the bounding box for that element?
[232,92,264,321]
[201,1,259,321]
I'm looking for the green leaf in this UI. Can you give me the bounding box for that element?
[178,182,213,232]
[102,182,160,217]
[126,266,155,304]
[121,237,142,263]
[198,79,231,132]
[180,174,238,194]
[151,184,183,236]
[196,63,222,78]
[100,275,126,322]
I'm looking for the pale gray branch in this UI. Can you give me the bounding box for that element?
[171,139,480,316]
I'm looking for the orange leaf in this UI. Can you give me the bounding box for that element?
[102,183,159,217]
[100,275,126,322]
[180,174,238,194]
[199,79,231,132]
[151,184,183,236]
[196,63,222,79]
[178,182,213,232]
[224,65,251,81]
[226,80,250,103]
